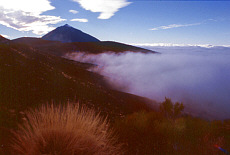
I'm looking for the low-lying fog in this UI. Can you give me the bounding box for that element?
[65,46,230,120]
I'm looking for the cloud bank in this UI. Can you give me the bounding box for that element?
[66,46,230,120]
[0,0,65,35]
[72,0,131,19]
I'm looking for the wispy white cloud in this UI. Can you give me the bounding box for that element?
[71,18,88,22]
[0,0,65,35]
[72,0,131,19]
[69,10,79,14]
[150,23,201,31]
[205,18,218,22]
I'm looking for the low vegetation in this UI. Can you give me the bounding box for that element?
[114,97,230,154]
[10,103,122,155]
[7,98,230,154]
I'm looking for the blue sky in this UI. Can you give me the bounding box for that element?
[0,0,230,45]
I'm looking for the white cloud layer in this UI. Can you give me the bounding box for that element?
[66,46,230,120]
[69,10,79,14]
[72,0,131,19]
[150,23,201,31]
[0,0,65,35]
[71,18,88,22]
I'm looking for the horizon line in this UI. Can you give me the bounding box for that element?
[130,43,230,48]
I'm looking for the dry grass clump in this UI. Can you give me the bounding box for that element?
[11,103,121,155]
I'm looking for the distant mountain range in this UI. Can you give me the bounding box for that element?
[42,24,100,43]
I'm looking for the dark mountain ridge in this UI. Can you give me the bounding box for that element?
[0,35,9,43]
[42,24,100,43]
[13,37,157,56]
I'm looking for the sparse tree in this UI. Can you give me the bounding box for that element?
[174,102,184,118]
[160,97,184,119]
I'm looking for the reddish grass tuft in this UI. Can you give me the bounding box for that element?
[11,103,122,155]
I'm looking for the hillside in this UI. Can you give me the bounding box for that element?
[0,41,156,153]
[0,35,9,43]
[13,37,156,56]
[42,24,100,43]
[2,25,157,154]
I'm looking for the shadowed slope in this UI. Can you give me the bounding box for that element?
[0,42,156,154]
[13,37,156,56]
[0,43,153,117]
[0,35,9,43]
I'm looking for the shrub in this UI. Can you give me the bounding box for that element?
[114,98,230,154]
[160,97,184,119]
[114,111,173,154]
[10,103,121,155]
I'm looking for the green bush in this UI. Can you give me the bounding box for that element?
[160,97,184,119]
[114,98,230,155]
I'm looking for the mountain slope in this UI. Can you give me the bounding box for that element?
[0,42,156,154]
[0,42,154,117]
[13,37,157,56]
[0,35,9,43]
[42,24,100,43]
